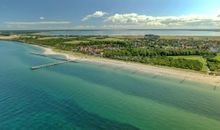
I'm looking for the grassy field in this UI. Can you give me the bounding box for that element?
[87,37,124,41]
[63,36,124,44]
[160,36,220,41]
[214,56,220,61]
[64,40,89,44]
[170,56,208,72]
[213,54,220,61]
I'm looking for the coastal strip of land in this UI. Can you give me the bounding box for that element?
[1,34,219,86]
[39,45,220,86]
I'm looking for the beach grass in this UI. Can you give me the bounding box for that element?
[213,54,220,61]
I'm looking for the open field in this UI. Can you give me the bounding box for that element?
[214,54,220,61]
[160,36,220,41]
[64,40,89,44]
[170,56,208,72]
[87,37,124,41]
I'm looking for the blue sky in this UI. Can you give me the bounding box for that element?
[0,0,220,30]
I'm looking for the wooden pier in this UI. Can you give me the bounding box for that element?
[31,60,78,70]
[31,61,69,70]
[30,52,78,70]
[30,52,47,57]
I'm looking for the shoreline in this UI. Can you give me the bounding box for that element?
[37,45,220,86]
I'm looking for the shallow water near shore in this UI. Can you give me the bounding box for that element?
[0,41,220,130]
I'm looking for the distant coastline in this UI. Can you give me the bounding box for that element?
[1,29,220,36]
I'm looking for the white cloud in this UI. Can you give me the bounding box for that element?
[82,11,107,21]
[40,17,45,20]
[74,25,96,29]
[5,21,72,25]
[104,13,220,29]
[5,21,73,30]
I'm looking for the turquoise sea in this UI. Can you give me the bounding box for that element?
[0,41,220,130]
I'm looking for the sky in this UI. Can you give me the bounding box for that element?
[0,0,220,30]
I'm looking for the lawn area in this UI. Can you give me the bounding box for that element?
[87,37,124,41]
[64,40,89,44]
[213,54,220,61]
[160,36,220,41]
[169,56,208,72]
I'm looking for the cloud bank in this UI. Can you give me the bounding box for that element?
[6,21,71,25]
[40,17,45,20]
[3,10,220,30]
[104,13,220,29]
[5,21,72,30]
[82,11,107,21]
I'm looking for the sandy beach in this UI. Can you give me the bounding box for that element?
[40,46,220,86]
[0,35,18,40]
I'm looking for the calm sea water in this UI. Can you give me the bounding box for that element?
[1,41,220,130]
[40,29,220,36]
